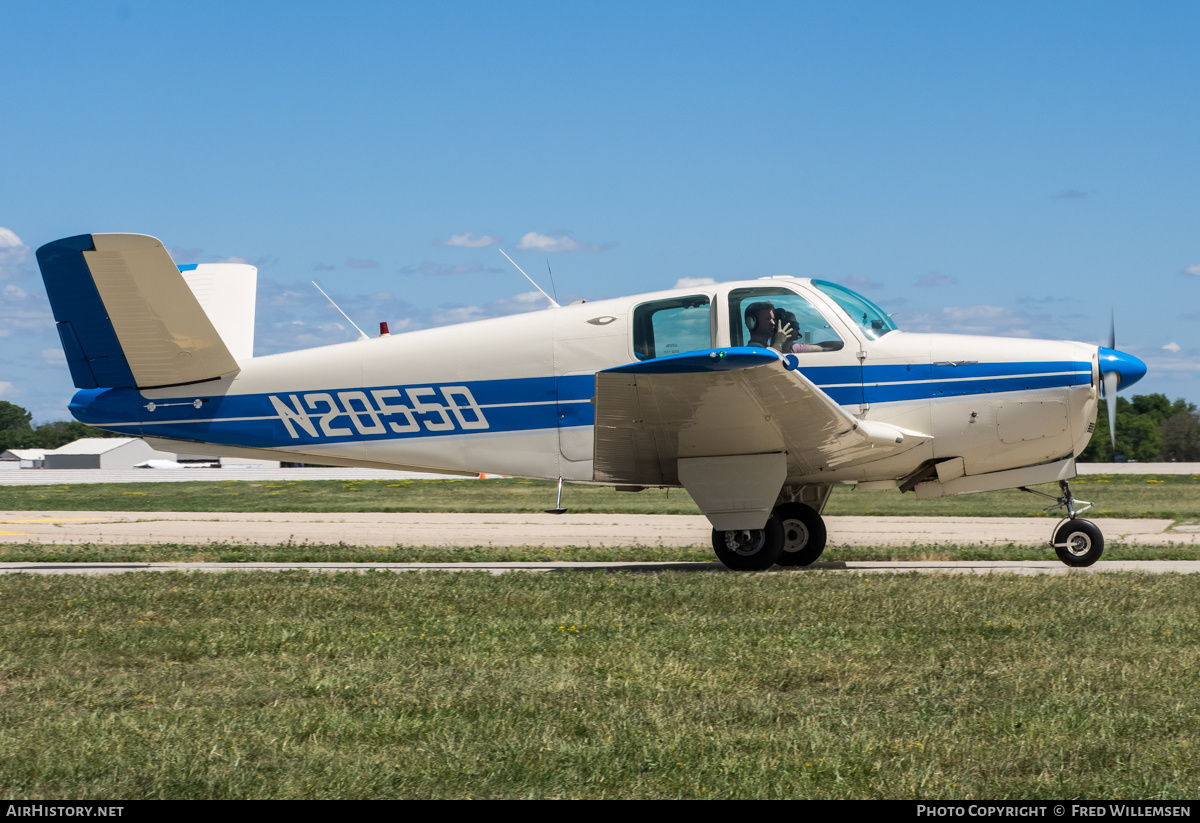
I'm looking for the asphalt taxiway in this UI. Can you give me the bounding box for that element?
[2,510,1198,547]
[1,511,1197,575]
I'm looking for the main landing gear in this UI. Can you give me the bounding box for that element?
[711,501,828,571]
[1021,480,1104,567]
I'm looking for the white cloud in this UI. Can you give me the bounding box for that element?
[267,289,310,307]
[1184,264,1200,277]
[214,255,249,265]
[674,277,717,289]
[437,232,502,249]
[1163,342,1182,352]
[515,231,614,253]
[0,227,32,282]
[902,304,1045,338]
[915,274,956,288]
[0,279,53,339]
[839,276,883,292]
[0,381,16,398]
[0,228,26,249]
[1141,358,1200,373]
[169,246,203,262]
[41,348,67,366]
[400,261,502,277]
[435,291,551,325]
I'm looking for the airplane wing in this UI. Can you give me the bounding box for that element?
[37,234,241,390]
[593,348,931,485]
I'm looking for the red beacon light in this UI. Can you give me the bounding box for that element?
[379,321,390,337]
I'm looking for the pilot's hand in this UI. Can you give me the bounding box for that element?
[772,322,794,351]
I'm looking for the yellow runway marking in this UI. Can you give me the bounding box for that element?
[0,531,32,535]
[0,518,111,523]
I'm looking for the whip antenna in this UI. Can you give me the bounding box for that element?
[312,281,369,341]
[498,248,560,308]
[546,260,559,305]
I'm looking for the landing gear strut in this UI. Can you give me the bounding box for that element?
[710,500,828,571]
[1020,480,1104,567]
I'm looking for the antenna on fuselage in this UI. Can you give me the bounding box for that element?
[498,248,561,308]
[546,260,559,305]
[312,281,369,341]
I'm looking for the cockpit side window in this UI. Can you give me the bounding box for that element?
[811,279,897,340]
[728,287,844,352]
[632,295,712,360]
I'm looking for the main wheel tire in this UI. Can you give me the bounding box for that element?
[772,502,828,567]
[711,516,785,571]
[1052,519,1104,567]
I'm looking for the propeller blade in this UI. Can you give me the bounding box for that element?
[1109,311,1116,351]
[1103,370,1120,449]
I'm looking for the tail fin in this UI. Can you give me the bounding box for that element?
[37,233,241,390]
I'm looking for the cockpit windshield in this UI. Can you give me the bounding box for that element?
[811,280,898,340]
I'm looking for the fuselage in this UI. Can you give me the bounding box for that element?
[68,276,1115,489]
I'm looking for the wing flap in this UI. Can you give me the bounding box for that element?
[593,348,930,484]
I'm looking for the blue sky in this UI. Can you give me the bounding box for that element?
[2,1,1198,421]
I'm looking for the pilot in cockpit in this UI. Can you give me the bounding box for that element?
[745,302,842,353]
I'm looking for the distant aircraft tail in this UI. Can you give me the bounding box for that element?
[36,233,242,390]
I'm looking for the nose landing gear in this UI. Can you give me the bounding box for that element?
[1021,480,1104,567]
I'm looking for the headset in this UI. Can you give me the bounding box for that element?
[744,302,775,332]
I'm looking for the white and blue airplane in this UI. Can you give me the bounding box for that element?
[36,233,1147,570]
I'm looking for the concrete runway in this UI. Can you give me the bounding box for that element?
[2,510,1198,575]
[5,559,1200,576]
[2,510,1198,547]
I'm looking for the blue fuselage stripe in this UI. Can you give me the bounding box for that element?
[72,361,1092,448]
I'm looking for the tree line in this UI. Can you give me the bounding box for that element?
[1077,393,1200,463]
[0,401,126,452]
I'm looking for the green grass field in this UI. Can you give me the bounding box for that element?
[1,540,1198,565]
[1,570,1197,799]
[3,474,1200,519]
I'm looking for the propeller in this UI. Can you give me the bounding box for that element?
[1103,313,1119,448]
[1098,312,1147,450]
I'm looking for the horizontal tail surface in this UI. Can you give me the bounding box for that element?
[37,233,241,390]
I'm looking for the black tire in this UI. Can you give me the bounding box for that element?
[773,502,828,567]
[711,516,785,571]
[1052,519,1104,567]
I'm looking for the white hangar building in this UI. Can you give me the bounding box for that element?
[41,438,178,470]
[0,449,47,470]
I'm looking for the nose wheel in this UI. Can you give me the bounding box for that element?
[1021,480,1104,567]
[1052,518,1104,567]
